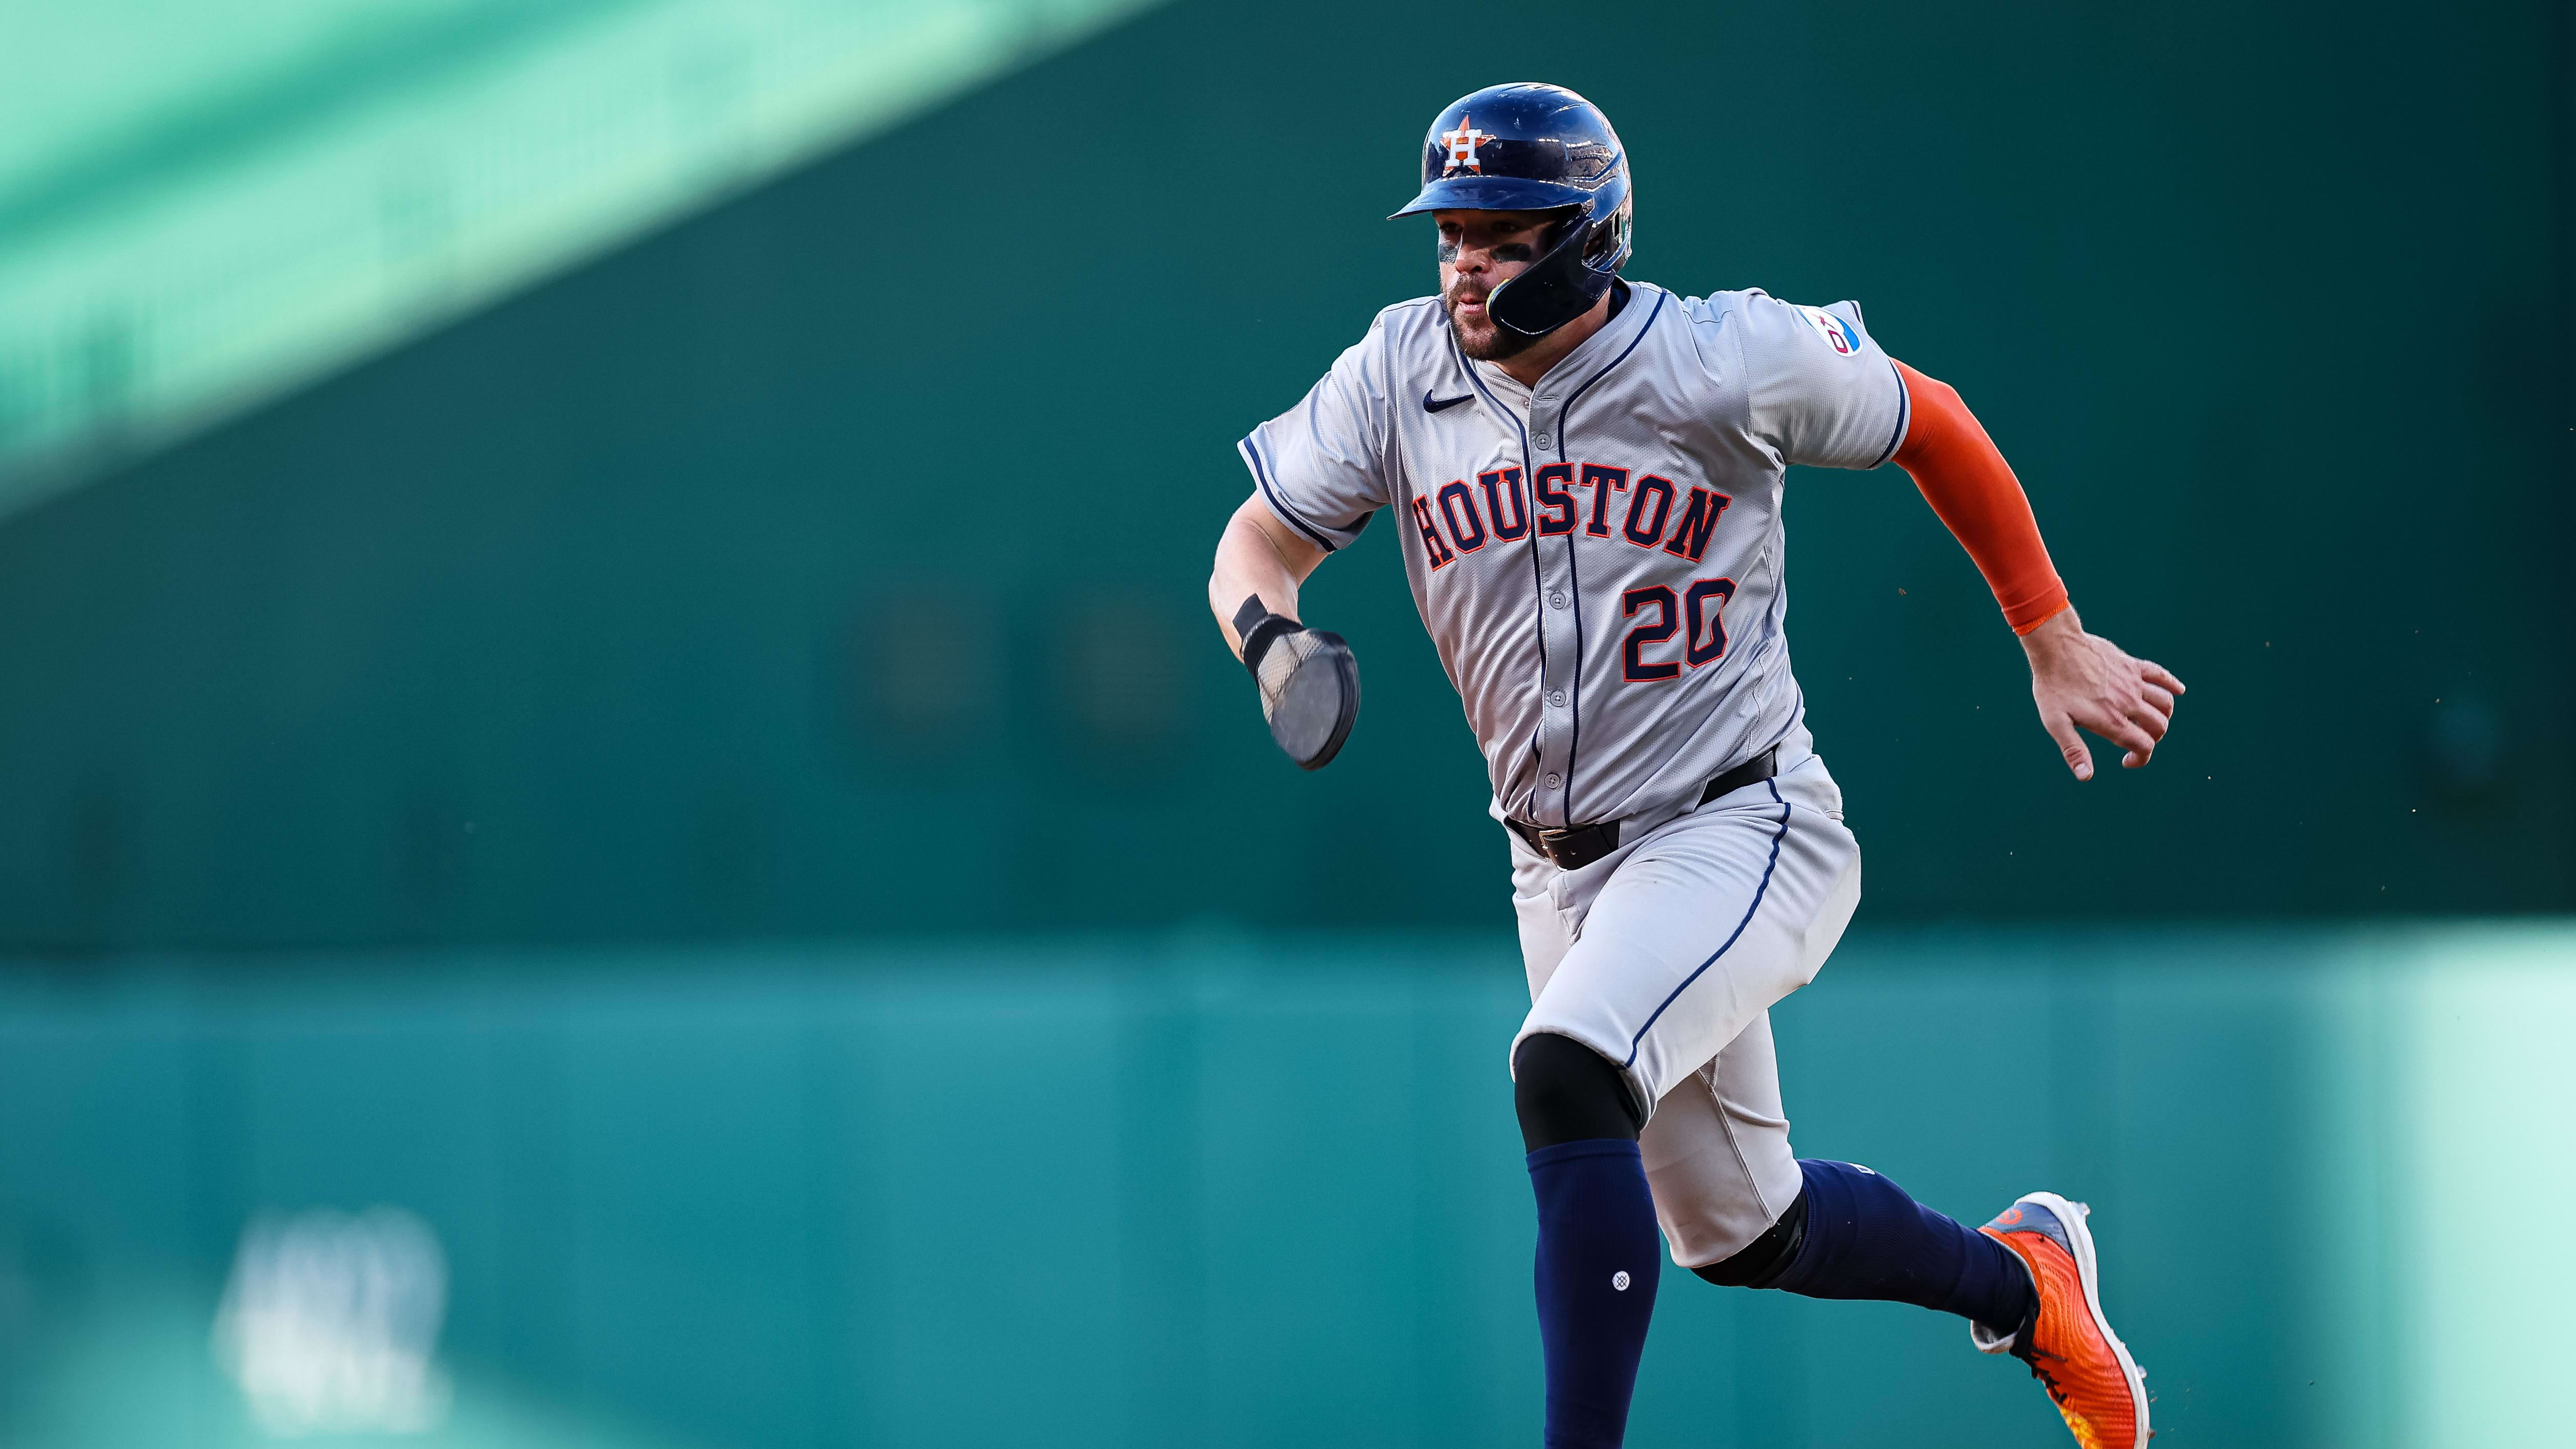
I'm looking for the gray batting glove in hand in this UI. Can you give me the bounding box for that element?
[1234,596,1359,770]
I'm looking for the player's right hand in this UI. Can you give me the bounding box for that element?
[1234,597,1360,770]
[2019,607,2183,780]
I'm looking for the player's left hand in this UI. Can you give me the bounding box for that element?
[1234,597,1361,770]
[2019,608,2183,780]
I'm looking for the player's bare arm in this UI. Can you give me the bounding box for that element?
[1207,494,1323,659]
[1208,493,1357,770]
[1887,359,2187,780]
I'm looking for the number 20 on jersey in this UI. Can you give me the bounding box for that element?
[1408,464,1737,681]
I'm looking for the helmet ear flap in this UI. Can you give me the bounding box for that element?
[1582,195,1633,270]
[1487,178,1632,338]
[1541,204,1585,253]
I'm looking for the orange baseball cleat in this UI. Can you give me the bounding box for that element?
[1972,1192,2151,1448]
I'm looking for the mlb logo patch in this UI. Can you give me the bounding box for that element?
[1798,305,1864,357]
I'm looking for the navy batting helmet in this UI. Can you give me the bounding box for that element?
[1390,83,1634,339]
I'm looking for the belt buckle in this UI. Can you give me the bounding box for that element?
[1534,820,1613,869]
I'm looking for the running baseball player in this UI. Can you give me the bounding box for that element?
[1207,83,2182,1447]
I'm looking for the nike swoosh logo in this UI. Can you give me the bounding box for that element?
[1424,391,1474,413]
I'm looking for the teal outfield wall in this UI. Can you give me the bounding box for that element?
[0,0,2564,947]
[2,924,2571,1448]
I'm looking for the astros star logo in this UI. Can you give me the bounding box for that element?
[1441,115,1493,174]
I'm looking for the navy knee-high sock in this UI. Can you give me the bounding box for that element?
[1766,1160,2034,1336]
[1527,1140,1662,1449]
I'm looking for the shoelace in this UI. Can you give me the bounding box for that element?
[2018,1345,2074,1404]
[2021,1340,2156,1443]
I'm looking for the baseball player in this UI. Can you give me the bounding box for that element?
[1207,84,2182,1447]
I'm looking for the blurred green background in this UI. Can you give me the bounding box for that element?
[0,0,2565,1445]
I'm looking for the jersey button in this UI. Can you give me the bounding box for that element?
[1548,690,1566,707]
[1534,432,1552,447]
[1549,591,1568,609]
[1545,772,1563,789]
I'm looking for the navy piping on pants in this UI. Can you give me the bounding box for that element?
[1621,779,1793,1070]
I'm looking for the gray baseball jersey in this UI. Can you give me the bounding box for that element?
[1239,281,1908,828]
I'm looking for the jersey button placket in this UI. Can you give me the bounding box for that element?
[1530,398,1575,825]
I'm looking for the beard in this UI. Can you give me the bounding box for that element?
[1446,292,1542,362]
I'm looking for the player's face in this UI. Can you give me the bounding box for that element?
[1434,209,1559,361]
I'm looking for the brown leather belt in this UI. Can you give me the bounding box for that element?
[1506,745,1780,871]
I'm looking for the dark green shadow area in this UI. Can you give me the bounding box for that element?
[0,0,2561,950]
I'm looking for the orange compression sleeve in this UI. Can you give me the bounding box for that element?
[1890,359,2070,636]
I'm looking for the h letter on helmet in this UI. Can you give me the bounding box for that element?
[1392,83,1634,339]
